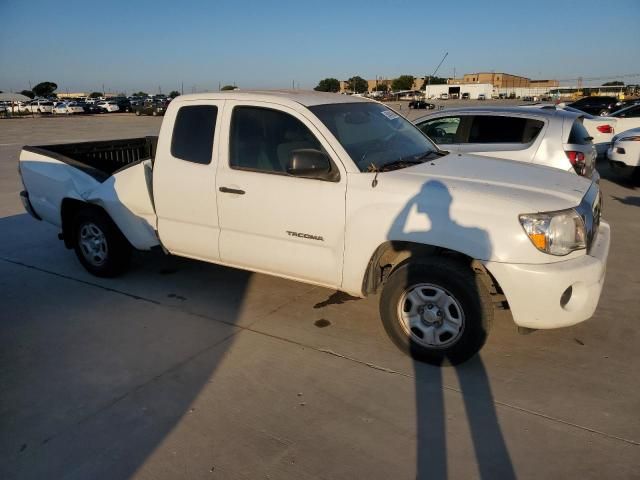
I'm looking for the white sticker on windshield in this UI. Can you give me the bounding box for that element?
[381,110,399,120]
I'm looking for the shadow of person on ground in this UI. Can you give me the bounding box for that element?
[386,180,515,479]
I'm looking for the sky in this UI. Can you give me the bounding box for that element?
[1,0,639,94]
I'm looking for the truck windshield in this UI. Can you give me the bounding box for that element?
[309,102,440,172]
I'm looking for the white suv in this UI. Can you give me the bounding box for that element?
[415,107,597,177]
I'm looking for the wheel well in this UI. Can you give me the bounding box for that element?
[60,199,114,249]
[361,241,504,301]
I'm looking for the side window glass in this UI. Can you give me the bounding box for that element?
[230,106,323,174]
[171,105,218,164]
[468,116,543,143]
[417,117,461,144]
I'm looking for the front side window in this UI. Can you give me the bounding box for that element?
[417,116,463,144]
[309,102,438,172]
[229,106,323,173]
[468,115,543,144]
[171,105,218,164]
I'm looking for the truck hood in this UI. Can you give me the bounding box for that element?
[390,152,591,212]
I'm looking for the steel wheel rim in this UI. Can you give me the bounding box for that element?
[397,283,465,349]
[78,222,108,267]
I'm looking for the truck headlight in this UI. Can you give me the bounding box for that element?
[519,209,586,256]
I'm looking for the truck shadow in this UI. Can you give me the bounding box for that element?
[387,180,515,479]
[0,212,256,479]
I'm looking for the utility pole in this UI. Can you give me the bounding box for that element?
[181,81,183,95]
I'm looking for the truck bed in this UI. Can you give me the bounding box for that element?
[22,136,158,182]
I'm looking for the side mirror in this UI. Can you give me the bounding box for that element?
[287,149,337,181]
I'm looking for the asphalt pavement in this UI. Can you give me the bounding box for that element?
[1,111,639,479]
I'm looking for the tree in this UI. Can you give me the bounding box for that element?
[89,92,103,98]
[169,90,180,98]
[20,90,35,99]
[314,78,340,93]
[133,91,148,97]
[422,76,447,88]
[32,81,58,97]
[603,81,624,86]
[391,75,415,91]
[221,85,236,91]
[346,76,368,93]
[372,83,389,92]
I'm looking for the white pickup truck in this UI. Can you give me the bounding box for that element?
[18,91,610,365]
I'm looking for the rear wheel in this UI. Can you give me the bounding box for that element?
[380,258,493,365]
[72,208,131,277]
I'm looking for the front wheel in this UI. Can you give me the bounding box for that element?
[380,258,493,365]
[72,208,132,277]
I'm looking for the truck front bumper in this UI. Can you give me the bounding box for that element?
[484,221,610,330]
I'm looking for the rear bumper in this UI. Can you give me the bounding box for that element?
[20,190,41,220]
[484,221,610,329]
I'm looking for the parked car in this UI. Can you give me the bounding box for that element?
[477,94,486,100]
[96,101,120,113]
[53,102,85,115]
[133,100,167,116]
[526,104,616,157]
[568,96,618,116]
[602,99,640,116]
[461,93,470,100]
[112,97,132,113]
[26,99,54,113]
[607,127,640,180]
[18,91,609,365]
[415,107,597,177]
[79,102,102,114]
[439,93,449,100]
[408,100,435,110]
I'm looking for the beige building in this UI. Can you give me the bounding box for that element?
[449,72,558,89]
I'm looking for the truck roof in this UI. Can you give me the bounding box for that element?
[172,90,372,108]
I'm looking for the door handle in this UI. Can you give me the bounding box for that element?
[219,186,245,195]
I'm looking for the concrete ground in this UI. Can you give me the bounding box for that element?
[1,112,639,479]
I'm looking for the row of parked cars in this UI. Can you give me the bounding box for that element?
[412,97,640,180]
[4,95,171,116]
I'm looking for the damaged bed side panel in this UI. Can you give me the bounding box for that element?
[84,160,159,250]
[19,150,160,250]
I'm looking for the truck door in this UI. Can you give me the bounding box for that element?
[153,100,224,261]
[215,101,347,287]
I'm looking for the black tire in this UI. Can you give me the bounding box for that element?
[72,207,132,277]
[379,257,492,365]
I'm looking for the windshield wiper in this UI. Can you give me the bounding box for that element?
[416,150,449,161]
[377,159,423,172]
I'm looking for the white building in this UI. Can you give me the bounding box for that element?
[424,83,494,100]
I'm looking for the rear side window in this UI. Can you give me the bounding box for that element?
[171,105,218,164]
[468,116,543,144]
[568,121,591,145]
